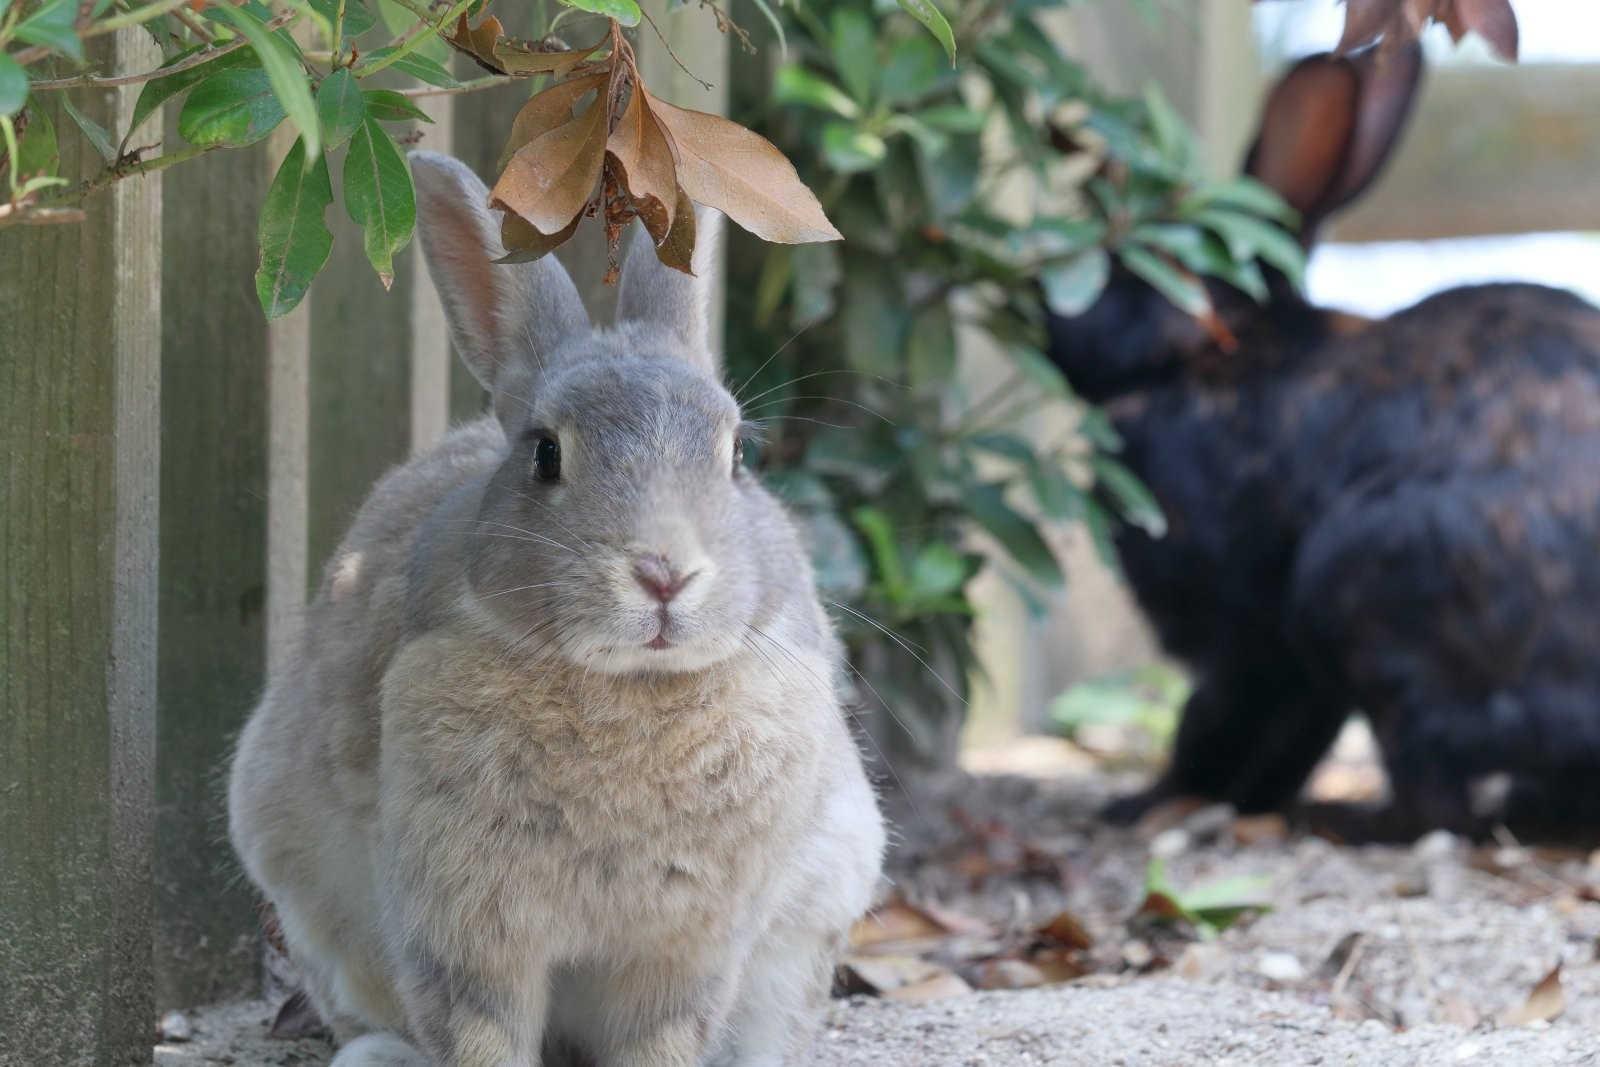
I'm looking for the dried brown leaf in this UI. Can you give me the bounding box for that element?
[498,73,608,173]
[607,82,678,242]
[971,959,1049,990]
[446,15,602,78]
[645,90,841,244]
[849,901,950,949]
[492,93,608,236]
[654,185,697,275]
[1448,0,1519,60]
[1037,910,1094,951]
[882,971,972,1002]
[838,954,949,996]
[1500,964,1565,1026]
[497,211,581,264]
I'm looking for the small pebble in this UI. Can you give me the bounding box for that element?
[157,1010,193,1043]
[1413,829,1459,859]
[1257,951,1306,983]
[1149,828,1190,858]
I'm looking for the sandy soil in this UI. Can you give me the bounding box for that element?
[155,764,1600,1066]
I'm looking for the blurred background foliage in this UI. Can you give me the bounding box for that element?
[724,0,1301,763]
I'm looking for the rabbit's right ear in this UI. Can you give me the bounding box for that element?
[410,151,590,427]
[1244,41,1422,239]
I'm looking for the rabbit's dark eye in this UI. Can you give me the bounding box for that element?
[533,436,561,483]
[731,436,744,477]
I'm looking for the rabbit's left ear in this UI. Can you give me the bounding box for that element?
[615,207,722,372]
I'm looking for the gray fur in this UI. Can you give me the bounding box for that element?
[229,153,884,1067]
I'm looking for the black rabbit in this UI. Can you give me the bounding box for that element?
[1047,43,1600,840]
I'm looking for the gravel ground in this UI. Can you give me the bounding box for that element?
[155,764,1600,1066]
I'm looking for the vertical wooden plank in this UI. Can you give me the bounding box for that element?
[0,30,161,1067]
[151,131,270,1009]
[306,161,415,577]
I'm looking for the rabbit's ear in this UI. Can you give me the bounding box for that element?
[410,151,590,423]
[1324,40,1424,212]
[1243,54,1362,225]
[1244,43,1422,239]
[614,207,722,373]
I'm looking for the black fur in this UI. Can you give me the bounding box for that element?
[1046,48,1600,840]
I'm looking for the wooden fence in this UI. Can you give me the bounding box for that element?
[0,12,724,1064]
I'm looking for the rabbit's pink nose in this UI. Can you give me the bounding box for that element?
[633,554,694,604]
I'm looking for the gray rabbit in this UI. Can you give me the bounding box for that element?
[229,151,885,1067]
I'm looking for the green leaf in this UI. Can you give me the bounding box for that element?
[14,106,57,176]
[895,0,955,65]
[16,0,82,62]
[744,0,787,62]
[1040,247,1110,317]
[375,0,451,63]
[0,54,26,118]
[878,31,946,107]
[1119,244,1210,319]
[1142,82,1192,168]
[1182,176,1299,227]
[1092,455,1166,537]
[967,483,1063,589]
[209,4,320,162]
[908,299,955,386]
[129,47,260,137]
[178,67,287,147]
[790,240,841,331]
[555,0,641,27]
[255,137,335,319]
[1029,461,1084,521]
[913,133,979,218]
[773,66,859,119]
[829,8,876,105]
[915,105,986,134]
[361,88,432,123]
[821,121,885,173]
[909,542,969,599]
[362,47,461,88]
[315,68,364,151]
[853,506,908,601]
[309,0,377,37]
[343,116,415,287]
[1190,207,1306,289]
[61,94,117,162]
[969,432,1036,465]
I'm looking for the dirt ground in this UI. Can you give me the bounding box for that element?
[156,751,1600,1066]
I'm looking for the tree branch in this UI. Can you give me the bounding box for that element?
[25,11,297,91]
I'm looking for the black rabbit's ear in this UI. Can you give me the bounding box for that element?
[1243,41,1423,240]
[1243,54,1361,224]
[1323,40,1424,213]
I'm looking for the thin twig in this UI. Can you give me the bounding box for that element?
[27,11,296,91]
[397,73,517,98]
[354,0,476,78]
[171,6,215,43]
[636,6,713,92]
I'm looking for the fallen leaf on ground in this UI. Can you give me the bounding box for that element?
[838,954,952,996]
[1499,965,1565,1027]
[1037,910,1094,951]
[883,971,972,1002]
[1231,813,1289,846]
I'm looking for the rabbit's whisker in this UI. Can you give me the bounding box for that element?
[478,581,575,601]
[737,368,909,409]
[742,396,896,426]
[731,324,814,402]
[741,623,918,814]
[749,415,855,431]
[827,600,966,707]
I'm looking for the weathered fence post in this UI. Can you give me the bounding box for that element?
[0,31,162,1067]
[153,131,272,1010]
